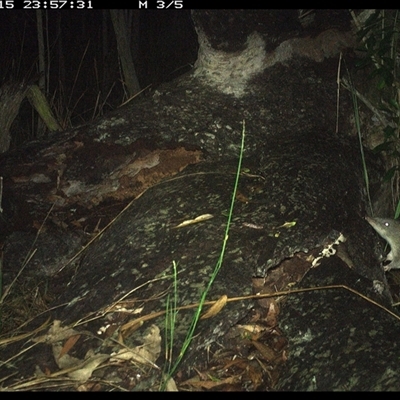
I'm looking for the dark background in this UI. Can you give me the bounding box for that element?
[0,10,198,144]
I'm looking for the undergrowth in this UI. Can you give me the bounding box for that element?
[350,10,400,216]
[161,121,246,390]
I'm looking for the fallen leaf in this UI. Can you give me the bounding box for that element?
[111,324,161,366]
[68,354,109,382]
[201,295,228,319]
[59,334,81,359]
[173,214,213,229]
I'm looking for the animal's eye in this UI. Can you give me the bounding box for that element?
[385,222,390,227]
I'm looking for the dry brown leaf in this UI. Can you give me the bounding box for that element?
[246,363,264,387]
[251,340,279,362]
[67,354,109,382]
[265,300,280,327]
[73,141,84,149]
[235,191,249,203]
[111,324,161,366]
[163,376,178,391]
[120,318,144,337]
[33,319,80,344]
[221,357,248,370]
[77,382,102,391]
[59,334,81,359]
[173,213,213,229]
[201,295,228,319]
[52,341,81,369]
[236,323,265,335]
[184,375,239,389]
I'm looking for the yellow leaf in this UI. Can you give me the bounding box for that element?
[201,295,228,319]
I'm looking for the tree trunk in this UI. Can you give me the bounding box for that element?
[110,9,141,97]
